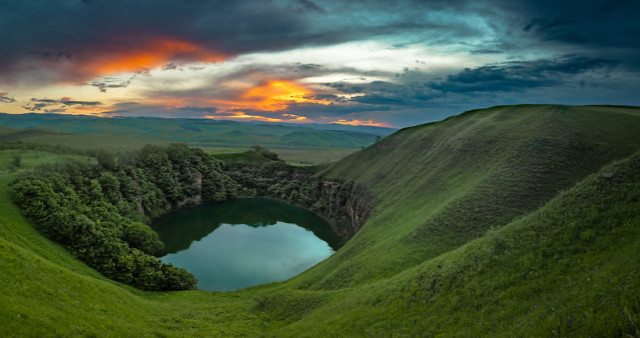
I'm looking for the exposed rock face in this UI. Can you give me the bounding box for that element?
[345,184,375,233]
[315,180,376,241]
[134,160,377,245]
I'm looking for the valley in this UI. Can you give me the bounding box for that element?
[1,104,639,336]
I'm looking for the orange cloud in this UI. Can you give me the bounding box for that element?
[55,36,225,83]
[206,111,308,123]
[331,119,393,127]
[213,80,330,111]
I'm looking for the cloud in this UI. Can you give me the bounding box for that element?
[60,100,102,106]
[22,97,103,113]
[29,98,102,106]
[0,0,507,86]
[518,0,640,48]
[430,56,618,94]
[1,0,638,127]
[0,93,16,103]
[293,0,326,13]
[89,75,136,93]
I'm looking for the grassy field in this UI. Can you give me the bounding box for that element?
[0,128,357,164]
[0,149,95,173]
[1,104,640,336]
[23,133,170,152]
[267,148,357,164]
[201,147,357,164]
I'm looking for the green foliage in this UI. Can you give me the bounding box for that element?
[222,153,371,241]
[122,222,165,256]
[310,104,640,289]
[11,154,20,167]
[251,144,281,161]
[8,142,238,291]
[2,105,640,336]
[95,149,117,171]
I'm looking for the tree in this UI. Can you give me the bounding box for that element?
[12,154,21,167]
[251,145,281,161]
[95,149,117,171]
[122,222,165,256]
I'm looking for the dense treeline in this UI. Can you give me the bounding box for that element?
[11,143,237,291]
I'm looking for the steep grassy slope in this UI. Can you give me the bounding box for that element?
[274,148,640,336]
[299,104,640,289]
[1,105,639,336]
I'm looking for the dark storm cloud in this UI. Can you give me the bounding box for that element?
[315,55,620,111]
[324,79,440,107]
[1,0,637,68]
[518,0,640,48]
[2,0,635,86]
[0,0,504,83]
[294,0,326,13]
[430,56,618,94]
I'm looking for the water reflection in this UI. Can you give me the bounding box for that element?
[151,198,339,291]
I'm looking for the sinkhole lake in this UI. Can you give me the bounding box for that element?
[152,198,341,291]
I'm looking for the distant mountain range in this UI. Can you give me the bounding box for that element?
[0,113,397,150]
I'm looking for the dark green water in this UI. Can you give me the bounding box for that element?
[151,198,340,291]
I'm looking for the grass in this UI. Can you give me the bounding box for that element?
[0,156,269,336]
[309,104,640,289]
[16,133,169,152]
[1,104,639,336]
[0,149,95,174]
[269,148,357,165]
[208,146,356,165]
[1,129,356,164]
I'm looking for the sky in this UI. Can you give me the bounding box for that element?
[0,0,639,128]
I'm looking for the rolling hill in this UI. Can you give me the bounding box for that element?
[1,104,639,336]
[0,113,393,150]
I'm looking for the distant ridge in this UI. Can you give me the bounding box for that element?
[0,112,394,149]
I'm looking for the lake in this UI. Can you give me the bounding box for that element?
[151,198,340,291]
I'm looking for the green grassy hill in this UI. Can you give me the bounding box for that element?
[1,104,640,336]
[303,104,640,289]
[279,129,377,148]
[0,127,67,142]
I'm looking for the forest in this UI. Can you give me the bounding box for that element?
[8,142,367,291]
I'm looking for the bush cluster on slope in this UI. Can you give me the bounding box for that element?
[10,143,237,291]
